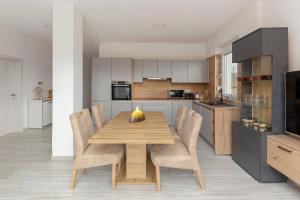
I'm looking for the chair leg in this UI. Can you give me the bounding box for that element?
[155,166,161,192]
[196,168,205,190]
[193,170,197,176]
[112,163,116,191]
[71,169,78,190]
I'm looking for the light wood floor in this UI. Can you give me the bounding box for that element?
[0,126,299,200]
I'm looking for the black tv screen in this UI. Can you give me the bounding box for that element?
[286,71,300,136]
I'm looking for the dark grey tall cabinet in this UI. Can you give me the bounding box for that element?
[232,28,288,182]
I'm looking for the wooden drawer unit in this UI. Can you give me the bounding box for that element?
[267,135,300,185]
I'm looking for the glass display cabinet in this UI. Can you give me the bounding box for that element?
[239,56,272,127]
[232,28,288,182]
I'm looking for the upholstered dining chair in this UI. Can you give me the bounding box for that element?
[69,109,124,191]
[172,106,188,143]
[151,110,205,192]
[92,104,108,130]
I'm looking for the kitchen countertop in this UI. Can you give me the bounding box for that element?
[192,100,239,110]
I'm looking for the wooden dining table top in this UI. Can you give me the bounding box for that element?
[88,111,174,144]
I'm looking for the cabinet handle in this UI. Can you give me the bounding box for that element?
[277,145,292,153]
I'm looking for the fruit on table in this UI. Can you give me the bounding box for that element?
[129,106,145,123]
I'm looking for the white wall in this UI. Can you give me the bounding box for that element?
[52,0,83,157]
[205,2,261,57]
[83,54,92,109]
[261,0,300,71]
[0,25,52,129]
[205,0,300,71]
[99,43,206,59]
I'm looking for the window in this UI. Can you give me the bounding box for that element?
[222,52,238,99]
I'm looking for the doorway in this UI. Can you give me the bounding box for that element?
[0,58,22,136]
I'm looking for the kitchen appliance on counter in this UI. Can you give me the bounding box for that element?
[168,90,184,99]
[168,89,195,99]
[112,81,132,100]
[184,92,195,99]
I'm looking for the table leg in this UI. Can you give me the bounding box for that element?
[116,144,156,184]
[126,144,146,179]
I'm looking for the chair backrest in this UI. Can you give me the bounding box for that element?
[92,104,108,130]
[180,110,203,153]
[69,109,95,155]
[174,106,188,133]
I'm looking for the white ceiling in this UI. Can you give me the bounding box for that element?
[0,0,257,53]
[0,0,52,44]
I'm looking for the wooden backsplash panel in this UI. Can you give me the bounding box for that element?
[132,79,208,99]
[208,55,221,99]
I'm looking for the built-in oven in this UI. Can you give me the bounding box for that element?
[112,81,132,100]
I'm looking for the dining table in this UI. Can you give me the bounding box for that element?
[88,111,174,184]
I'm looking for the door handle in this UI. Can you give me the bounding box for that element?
[10,94,16,97]
[277,145,292,153]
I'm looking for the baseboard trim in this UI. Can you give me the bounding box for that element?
[51,155,74,160]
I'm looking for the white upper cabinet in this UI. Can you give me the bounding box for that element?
[143,60,158,78]
[92,58,111,101]
[187,60,209,83]
[201,59,209,82]
[158,60,172,78]
[133,59,143,83]
[171,60,188,83]
[111,58,132,81]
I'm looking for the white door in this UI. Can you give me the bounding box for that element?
[0,59,22,136]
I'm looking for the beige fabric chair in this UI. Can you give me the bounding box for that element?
[151,110,205,192]
[69,109,124,191]
[172,106,188,142]
[92,104,108,130]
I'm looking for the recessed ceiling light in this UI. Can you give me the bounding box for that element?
[153,22,167,29]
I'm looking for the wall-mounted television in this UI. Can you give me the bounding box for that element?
[286,71,300,137]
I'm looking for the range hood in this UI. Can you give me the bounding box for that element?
[146,77,168,80]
